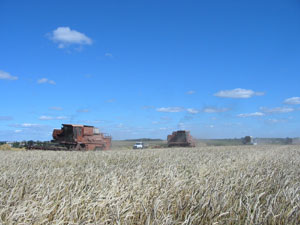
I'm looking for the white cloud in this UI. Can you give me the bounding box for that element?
[20,123,41,128]
[238,112,265,118]
[159,127,168,130]
[156,107,184,113]
[203,107,230,113]
[39,116,52,120]
[186,108,199,114]
[9,123,44,129]
[49,27,92,48]
[214,88,264,98]
[284,97,300,105]
[260,107,295,114]
[39,116,68,120]
[186,90,196,95]
[0,70,18,80]
[14,130,22,133]
[49,106,63,111]
[37,78,56,85]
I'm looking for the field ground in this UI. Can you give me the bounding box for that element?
[111,140,168,150]
[110,139,236,150]
[0,145,299,224]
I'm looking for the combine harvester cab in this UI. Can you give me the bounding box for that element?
[167,130,195,147]
[52,124,111,150]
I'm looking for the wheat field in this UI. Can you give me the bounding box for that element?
[0,145,299,224]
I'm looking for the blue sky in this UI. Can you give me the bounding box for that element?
[1,0,300,140]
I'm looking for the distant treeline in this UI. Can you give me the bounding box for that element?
[1,137,298,148]
[201,137,296,146]
[0,141,52,148]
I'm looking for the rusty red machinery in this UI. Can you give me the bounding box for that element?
[167,130,195,147]
[27,124,111,151]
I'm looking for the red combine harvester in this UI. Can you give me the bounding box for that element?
[27,124,111,151]
[167,130,195,147]
[52,124,111,150]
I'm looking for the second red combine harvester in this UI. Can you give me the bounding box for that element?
[167,130,195,147]
[52,124,111,150]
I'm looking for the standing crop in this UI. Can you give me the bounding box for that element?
[0,145,299,224]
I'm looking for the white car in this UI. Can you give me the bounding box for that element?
[133,142,144,149]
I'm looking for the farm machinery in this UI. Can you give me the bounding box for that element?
[167,130,195,147]
[242,136,255,145]
[27,124,111,151]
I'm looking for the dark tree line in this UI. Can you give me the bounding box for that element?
[0,141,52,148]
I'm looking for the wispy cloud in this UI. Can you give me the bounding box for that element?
[159,127,168,130]
[39,116,68,120]
[0,70,18,80]
[160,116,171,121]
[142,105,155,110]
[260,107,295,114]
[284,97,300,105]
[77,109,90,113]
[78,120,102,124]
[106,99,115,103]
[21,123,40,128]
[265,118,288,124]
[186,108,199,114]
[156,107,184,113]
[49,27,92,48]
[178,122,185,129]
[10,123,43,128]
[214,88,264,98]
[4,124,52,141]
[117,123,124,128]
[49,106,63,111]
[37,78,56,85]
[238,112,265,118]
[186,90,196,95]
[105,53,113,58]
[152,116,172,125]
[0,116,13,121]
[203,107,230,113]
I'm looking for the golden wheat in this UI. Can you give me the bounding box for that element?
[0,145,299,224]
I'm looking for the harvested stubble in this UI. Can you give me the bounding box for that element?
[0,145,299,224]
